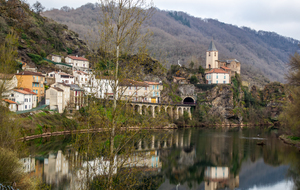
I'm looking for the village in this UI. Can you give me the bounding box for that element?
[1,40,241,115]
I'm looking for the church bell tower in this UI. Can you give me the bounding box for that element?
[206,40,218,69]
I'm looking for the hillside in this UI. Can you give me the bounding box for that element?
[0,1,88,71]
[43,3,300,85]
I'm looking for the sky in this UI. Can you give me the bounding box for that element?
[26,0,300,40]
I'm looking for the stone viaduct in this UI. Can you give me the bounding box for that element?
[129,102,193,119]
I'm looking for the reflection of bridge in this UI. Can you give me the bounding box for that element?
[129,102,193,119]
[136,131,192,151]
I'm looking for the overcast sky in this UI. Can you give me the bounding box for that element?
[27,0,300,40]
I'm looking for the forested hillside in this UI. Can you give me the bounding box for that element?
[43,3,300,85]
[0,0,88,70]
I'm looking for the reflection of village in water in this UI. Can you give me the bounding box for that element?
[21,129,297,190]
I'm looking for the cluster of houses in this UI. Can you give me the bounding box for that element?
[0,55,164,113]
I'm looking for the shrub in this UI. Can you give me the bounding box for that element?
[27,53,42,64]
[190,75,198,84]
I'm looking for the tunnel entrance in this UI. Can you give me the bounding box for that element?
[183,97,195,104]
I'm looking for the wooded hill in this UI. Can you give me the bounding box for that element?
[0,0,88,70]
[43,3,300,86]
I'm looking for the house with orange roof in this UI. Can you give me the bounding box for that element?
[6,88,37,111]
[65,55,89,69]
[205,68,230,84]
[173,76,189,84]
[2,99,18,112]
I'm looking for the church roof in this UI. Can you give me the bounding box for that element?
[208,40,218,51]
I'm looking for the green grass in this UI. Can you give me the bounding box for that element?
[288,136,300,141]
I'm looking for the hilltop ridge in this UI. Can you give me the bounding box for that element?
[43,3,300,86]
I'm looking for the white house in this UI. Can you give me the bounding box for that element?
[65,55,89,69]
[20,156,35,173]
[46,87,64,113]
[73,70,90,88]
[49,54,63,63]
[7,89,37,111]
[85,76,117,99]
[47,71,75,84]
[205,68,230,84]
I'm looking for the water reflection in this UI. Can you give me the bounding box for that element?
[22,128,300,190]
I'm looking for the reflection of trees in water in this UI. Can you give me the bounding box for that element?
[159,128,300,189]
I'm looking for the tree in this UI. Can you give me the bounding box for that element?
[32,1,44,14]
[279,53,300,136]
[0,32,18,100]
[190,75,198,84]
[60,6,71,12]
[71,1,169,189]
[198,65,205,75]
[189,61,194,69]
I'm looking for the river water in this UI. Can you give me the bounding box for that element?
[22,128,300,190]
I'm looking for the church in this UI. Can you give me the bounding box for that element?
[205,40,241,84]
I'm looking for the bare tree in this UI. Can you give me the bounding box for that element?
[32,1,44,14]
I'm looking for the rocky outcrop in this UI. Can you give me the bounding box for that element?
[178,84,195,95]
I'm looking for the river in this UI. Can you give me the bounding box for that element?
[22,128,300,190]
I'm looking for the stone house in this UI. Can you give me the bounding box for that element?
[46,87,64,113]
[52,83,71,110]
[49,54,63,63]
[65,55,89,69]
[119,79,163,103]
[15,71,45,103]
[173,76,189,84]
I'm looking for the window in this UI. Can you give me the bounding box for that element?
[32,83,34,87]
[25,105,27,109]
[216,75,218,79]
[145,87,147,90]
[29,98,31,102]
[224,75,226,79]
[129,86,131,90]
[157,85,159,90]
[129,92,132,95]
[135,86,137,90]
[12,98,15,102]
[25,98,28,102]
[216,81,218,84]
[83,64,85,67]
[153,92,155,96]
[29,105,31,109]
[223,81,225,84]
[209,52,210,56]
[157,92,159,96]
[11,94,14,97]
[41,83,43,87]
[214,52,216,56]
[152,85,154,90]
[209,75,211,79]
[36,76,38,82]
[33,76,35,81]
[207,75,208,79]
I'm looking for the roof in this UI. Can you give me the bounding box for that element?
[220,66,231,70]
[0,73,14,80]
[119,79,148,87]
[51,87,64,92]
[68,55,88,61]
[218,59,240,63]
[69,84,84,91]
[51,54,63,58]
[144,81,161,85]
[15,71,44,77]
[208,40,218,51]
[13,89,37,95]
[57,82,71,87]
[206,68,229,74]
[75,71,88,75]
[2,99,17,104]
[173,76,186,80]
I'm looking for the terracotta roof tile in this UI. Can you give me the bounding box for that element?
[2,99,17,104]
[13,89,37,95]
[173,76,186,80]
[221,66,231,70]
[206,68,229,74]
[68,56,88,61]
[144,81,161,85]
